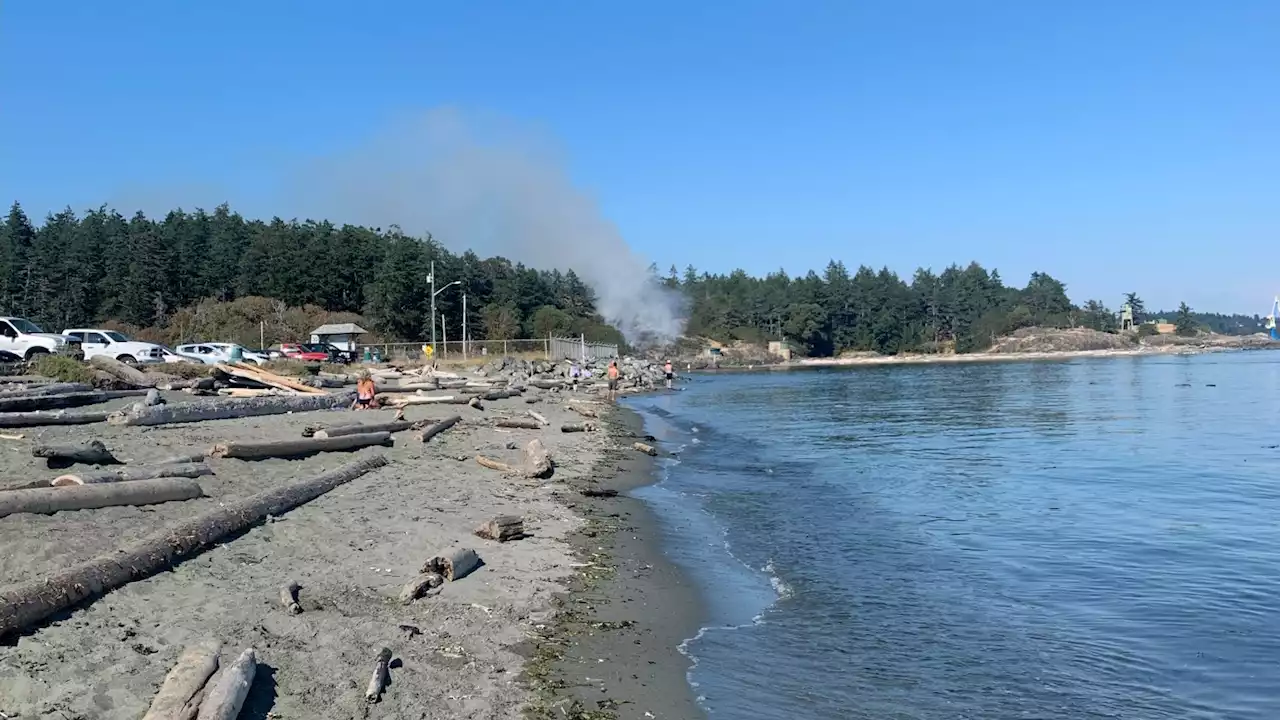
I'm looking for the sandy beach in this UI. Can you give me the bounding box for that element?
[0,382,698,719]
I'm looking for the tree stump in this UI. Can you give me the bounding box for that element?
[421,547,482,581]
[474,515,524,542]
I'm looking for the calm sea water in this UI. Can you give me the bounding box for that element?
[627,353,1280,720]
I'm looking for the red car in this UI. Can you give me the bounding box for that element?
[279,343,331,362]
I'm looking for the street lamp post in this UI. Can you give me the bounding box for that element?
[429,260,461,357]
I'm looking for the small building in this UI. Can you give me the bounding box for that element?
[767,340,795,360]
[310,323,368,352]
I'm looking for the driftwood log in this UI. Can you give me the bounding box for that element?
[0,409,110,428]
[495,418,541,430]
[398,572,443,604]
[216,363,327,395]
[0,390,145,413]
[474,515,524,542]
[0,478,203,518]
[475,455,513,473]
[365,647,392,704]
[211,431,393,460]
[527,410,549,426]
[0,382,94,396]
[560,422,594,433]
[314,420,417,439]
[142,639,222,720]
[151,452,208,465]
[32,439,122,468]
[633,442,657,456]
[53,462,212,486]
[416,415,461,443]
[89,354,156,388]
[528,379,566,390]
[195,647,256,720]
[379,393,468,408]
[280,580,301,614]
[422,547,482,581]
[580,487,619,498]
[567,404,599,419]
[480,389,522,401]
[468,396,483,410]
[0,455,389,638]
[109,392,353,426]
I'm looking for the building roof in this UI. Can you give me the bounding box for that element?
[311,323,368,336]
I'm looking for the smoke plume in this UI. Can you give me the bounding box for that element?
[279,107,686,345]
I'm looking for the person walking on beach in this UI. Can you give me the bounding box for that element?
[664,360,674,390]
[607,360,620,402]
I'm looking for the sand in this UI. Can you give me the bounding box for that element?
[0,389,695,719]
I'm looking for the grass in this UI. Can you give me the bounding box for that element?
[32,355,97,384]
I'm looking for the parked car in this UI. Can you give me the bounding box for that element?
[173,343,268,365]
[61,328,167,365]
[0,317,81,361]
[279,343,331,362]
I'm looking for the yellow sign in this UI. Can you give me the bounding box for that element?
[423,344,434,357]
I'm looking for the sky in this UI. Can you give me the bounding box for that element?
[1,1,1276,314]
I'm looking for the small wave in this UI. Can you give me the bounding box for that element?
[762,559,795,600]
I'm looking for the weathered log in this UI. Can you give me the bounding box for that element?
[580,487,619,498]
[150,452,208,466]
[158,376,215,392]
[216,362,327,395]
[0,477,203,518]
[633,442,657,456]
[89,354,156,388]
[480,389,522,401]
[468,396,483,410]
[527,410,549,426]
[0,382,93,397]
[416,415,461,443]
[398,573,443,604]
[280,580,301,614]
[109,392,352,426]
[379,393,468,407]
[376,381,438,392]
[475,455,514,473]
[195,647,256,720]
[0,455,388,638]
[211,431,392,460]
[522,439,554,479]
[567,404,599,419]
[528,379,566,390]
[422,547,482,581]
[32,439,122,468]
[364,647,392,704]
[142,639,222,720]
[560,422,594,433]
[495,418,541,430]
[52,462,212,486]
[474,515,524,542]
[0,391,120,413]
[0,409,108,428]
[313,420,416,439]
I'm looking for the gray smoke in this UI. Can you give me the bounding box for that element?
[278,107,686,345]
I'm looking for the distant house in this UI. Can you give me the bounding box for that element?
[310,323,368,352]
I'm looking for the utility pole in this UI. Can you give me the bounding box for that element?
[462,293,468,361]
[430,260,436,357]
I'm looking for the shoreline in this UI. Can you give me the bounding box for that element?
[526,402,706,720]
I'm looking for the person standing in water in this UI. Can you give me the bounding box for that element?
[664,360,674,389]
[607,360,620,402]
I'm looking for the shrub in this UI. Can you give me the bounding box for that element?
[33,356,96,384]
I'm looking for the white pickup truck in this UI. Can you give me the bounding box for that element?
[61,328,171,365]
[0,317,81,361]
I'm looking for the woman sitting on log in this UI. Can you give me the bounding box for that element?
[352,371,379,411]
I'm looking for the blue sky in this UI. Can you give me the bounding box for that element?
[1,1,1276,313]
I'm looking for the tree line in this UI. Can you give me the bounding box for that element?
[1,200,1252,356]
[0,202,622,348]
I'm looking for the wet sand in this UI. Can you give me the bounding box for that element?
[0,389,699,719]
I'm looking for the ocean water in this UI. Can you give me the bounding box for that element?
[626,353,1280,720]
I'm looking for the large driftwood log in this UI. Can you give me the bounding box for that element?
[560,422,594,433]
[633,442,657,456]
[0,455,389,638]
[53,463,212,486]
[567,404,599,418]
[379,393,469,407]
[475,455,514,473]
[398,573,443,604]
[0,391,144,413]
[0,478,203,518]
[480,389,522,401]
[474,515,524,542]
[422,547,482,581]
[210,431,392,460]
[365,647,392,704]
[528,379,566,390]
[109,392,352,426]
[416,415,461,443]
[495,418,541,430]
[314,420,417,439]
[89,354,156,387]
[0,409,110,428]
[376,381,438,392]
[32,439,122,468]
[151,452,208,465]
[527,410,549,426]
[0,382,94,397]
[142,639,222,720]
[195,647,256,720]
